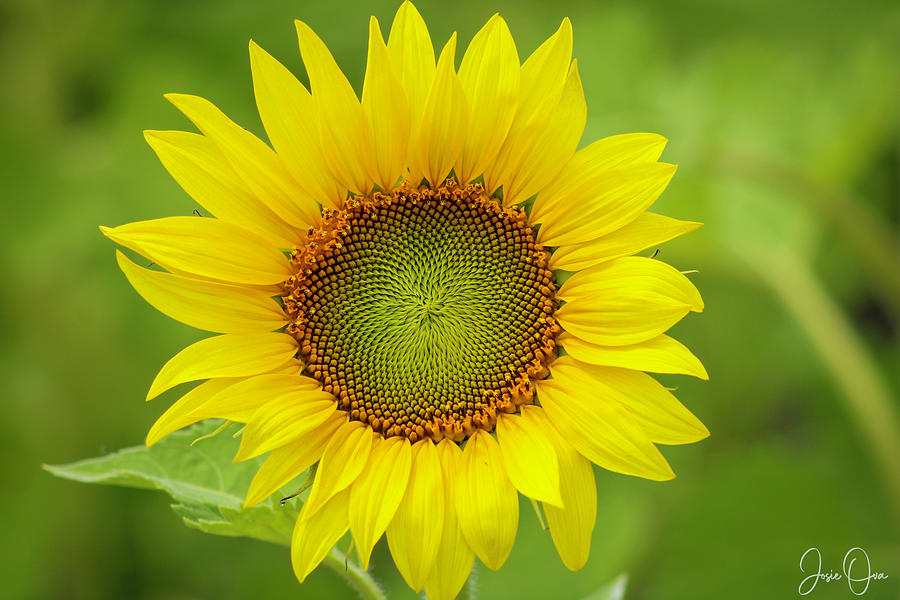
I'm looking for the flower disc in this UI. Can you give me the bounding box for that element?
[284,183,560,442]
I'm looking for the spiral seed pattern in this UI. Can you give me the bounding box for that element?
[283,183,560,442]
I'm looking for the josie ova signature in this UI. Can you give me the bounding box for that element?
[799,547,889,595]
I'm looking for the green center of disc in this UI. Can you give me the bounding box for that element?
[283,184,559,442]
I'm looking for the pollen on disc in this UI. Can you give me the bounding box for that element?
[283,182,560,442]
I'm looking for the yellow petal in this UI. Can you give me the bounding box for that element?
[244,412,344,508]
[235,392,337,461]
[536,163,678,247]
[496,405,562,506]
[146,333,297,400]
[386,1,435,128]
[557,302,694,349]
[556,256,703,347]
[559,332,708,380]
[557,255,702,307]
[349,436,412,569]
[362,16,410,191]
[101,217,290,286]
[410,33,468,187]
[549,213,701,272]
[291,486,350,583]
[514,18,573,134]
[493,60,585,207]
[302,420,373,519]
[536,376,675,481]
[483,18,572,194]
[115,250,288,334]
[143,130,297,248]
[387,439,444,591]
[146,378,238,446]
[190,373,321,423]
[532,133,668,224]
[276,360,305,376]
[249,41,345,209]
[165,93,320,228]
[455,14,520,183]
[541,423,596,571]
[456,429,518,570]
[295,20,376,196]
[551,356,709,445]
[424,440,475,600]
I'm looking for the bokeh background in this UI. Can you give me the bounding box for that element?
[2,0,898,598]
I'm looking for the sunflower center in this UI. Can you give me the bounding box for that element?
[283,182,559,442]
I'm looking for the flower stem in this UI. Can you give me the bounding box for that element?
[458,566,479,600]
[321,547,386,600]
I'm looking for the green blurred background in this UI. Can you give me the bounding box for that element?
[2,0,898,598]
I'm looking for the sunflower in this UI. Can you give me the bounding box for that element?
[101,2,708,598]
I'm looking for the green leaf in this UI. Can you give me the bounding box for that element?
[172,503,297,546]
[44,420,303,547]
[580,574,628,600]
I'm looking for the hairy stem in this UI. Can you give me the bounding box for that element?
[321,547,386,600]
[457,566,479,600]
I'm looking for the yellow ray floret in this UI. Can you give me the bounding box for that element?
[349,436,412,569]
[244,413,343,508]
[189,373,320,423]
[424,440,475,600]
[143,130,300,247]
[145,333,298,400]
[165,93,321,228]
[116,251,288,333]
[410,33,468,187]
[362,16,410,192]
[558,332,709,379]
[249,41,345,210]
[542,423,597,571]
[102,217,292,285]
[387,439,444,591]
[548,212,702,272]
[496,406,563,506]
[456,14,520,184]
[296,20,378,196]
[455,429,519,570]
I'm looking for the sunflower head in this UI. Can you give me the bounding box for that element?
[102,3,708,598]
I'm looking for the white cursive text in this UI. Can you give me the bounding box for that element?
[799,547,888,595]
